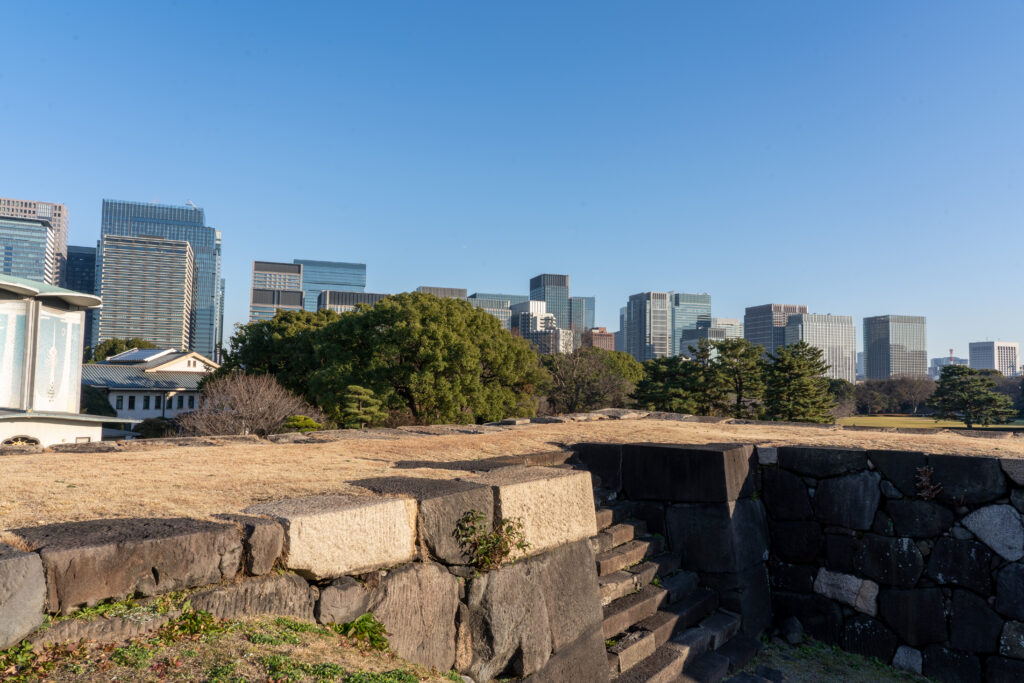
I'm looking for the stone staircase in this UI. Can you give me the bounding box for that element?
[593,503,762,683]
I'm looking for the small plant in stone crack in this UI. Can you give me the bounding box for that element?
[915,465,943,500]
[454,509,530,571]
[330,612,390,652]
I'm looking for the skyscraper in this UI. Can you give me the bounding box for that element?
[744,303,809,355]
[317,291,387,313]
[468,297,512,330]
[0,197,69,285]
[969,341,1020,377]
[863,315,927,379]
[511,300,572,354]
[670,292,712,356]
[530,274,570,330]
[295,259,366,312]
[784,313,857,383]
[680,317,744,357]
[569,296,596,332]
[250,261,304,322]
[66,246,97,348]
[96,235,194,350]
[100,200,222,360]
[416,286,467,299]
[471,292,529,306]
[625,292,671,361]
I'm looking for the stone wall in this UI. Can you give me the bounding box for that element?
[0,465,607,683]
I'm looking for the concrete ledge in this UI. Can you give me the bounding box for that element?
[471,466,597,556]
[244,495,417,579]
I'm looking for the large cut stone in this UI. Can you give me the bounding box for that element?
[315,576,369,625]
[368,562,459,672]
[761,468,813,520]
[893,645,923,675]
[929,454,1007,505]
[1000,621,1024,660]
[825,533,858,573]
[989,656,1024,682]
[925,538,995,594]
[922,645,982,683]
[770,592,843,644]
[996,563,1024,621]
[619,443,757,503]
[841,615,899,663]
[961,505,1024,561]
[0,544,45,649]
[1001,459,1024,486]
[885,500,954,538]
[523,623,609,683]
[665,498,768,573]
[769,520,823,564]
[777,447,867,478]
[464,560,552,681]
[471,467,596,556]
[244,495,417,579]
[853,535,924,588]
[531,539,603,652]
[190,573,315,620]
[573,443,623,492]
[866,450,927,497]
[213,514,284,575]
[951,590,1003,654]
[813,568,878,615]
[351,477,494,565]
[768,562,816,594]
[877,588,947,648]
[699,564,772,637]
[14,518,241,614]
[812,471,881,531]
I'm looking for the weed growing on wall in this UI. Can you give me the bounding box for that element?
[330,612,390,652]
[454,509,530,571]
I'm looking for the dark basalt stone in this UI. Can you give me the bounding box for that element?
[761,467,813,521]
[854,534,924,588]
[841,614,899,663]
[886,500,955,539]
[878,587,948,648]
[925,538,995,594]
[776,447,868,478]
[950,590,1003,655]
[812,471,881,531]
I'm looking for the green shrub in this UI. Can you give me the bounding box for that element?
[282,414,324,432]
[330,612,390,652]
[454,510,529,571]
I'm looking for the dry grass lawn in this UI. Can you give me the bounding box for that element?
[2,418,1022,530]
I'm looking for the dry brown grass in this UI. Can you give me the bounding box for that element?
[2,419,1022,530]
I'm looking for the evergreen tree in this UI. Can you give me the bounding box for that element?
[340,385,387,429]
[632,356,697,414]
[927,365,1018,428]
[88,337,158,362]
[710,338,764,418]
[682,338,725,416]
[762,341,834,423]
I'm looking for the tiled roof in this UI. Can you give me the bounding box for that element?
[81,364,205,391]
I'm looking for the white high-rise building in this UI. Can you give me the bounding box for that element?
[969,341,1020,377]
[784,313,856,383]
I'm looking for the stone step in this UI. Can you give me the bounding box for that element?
[596,538,659,576]
[628,560,659,587]
[608,629,657,675]
[599,570,639,606]
[612,643,688,683]
[647,553,683,578]
[677,651,730,683]
[603,585,668,639]
[592,520,648,554]
[596,507,615,531]
[661,570,699,604]
[700,611,741,650]
[664,588,719,630]
[670,626,713,664]
[715,634,761,673]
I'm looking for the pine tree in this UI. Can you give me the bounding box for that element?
[340,385,387,429]
[928,365,1017,428]
[763,341,835,423]
[711,338,765,419]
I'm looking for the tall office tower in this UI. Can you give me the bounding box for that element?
[783,313,857,383]
[66,246,97,349]
[468,297,512,330]
[929,355,969,380]
[670,292,712,356]
[969,341,1020,377]
[569,296,596,332]
[0,215,61,285]
[100,200,222,360]
[615,307,626,352]
[417,286,467,299]
[529,274,570,330]
[511,301,571,354]
[249,261,304,322]
[863,315,928,379]
[472,292,529,306]
[96,235,194,350]
[744,303,809,355]
[625,292,671,361]
[317,291,387,313]
[680,317,744,357]
[295,259,366,312]
[0,197,69,285]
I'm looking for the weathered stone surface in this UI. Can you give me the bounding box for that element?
[610,630,657,672]
[15,518,241,614]
[878,588,947,648]
[352,477,494,565]
[700,564,772,637]
[665,588,719,634]
[880,480,902,499]
[824,533,858,573]
[768,562,816,594]
[996,562,1024,621]
[532,539,603,653]
[777,447,867,478]
[1001,459,1024,486]
[961,505,1024,561]
[244,495,416,580]
[1012,490,1024,515]
[771,592,842,644]
[315,576,369,624]
[756,446,778,465]
[812,471,881,531]
[0,544,46,649]
[603,585,668,639]
[922,645,982,683]
[853,535,924,588]
[574,443,623,492]
[368,562,459,672]
[999,621,1024,660]
[666,499,768,573]
[662,570,699,604]
[768,520,822,565]
[841,615,898,663]
[892,645,923,675]
[761,468,813,521]
[951,590,1003,654]
[599,571,637,606]
[700,611,741,650]
[929,454,1007,505]
[523,623,609,683]
[464,560,552,681]
[988,656,1024,683]
[866,450,927,497]
[926,538,995,594]
[620,443,758,503]
[885,500,954,538]
[780,615,804,645]
[871,510,895,537]
[213,514,284,575]
[471,467,596,555]
[30,611,177,649]
[813,568,878,615]
[191,573,315,621]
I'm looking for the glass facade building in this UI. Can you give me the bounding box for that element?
[0,198,69,286]
[417,286,467,299]
[250,261,304,322]
[67,246,97,349]
[100,200,222,360]
[863,315,928,379]
[784,313,857,382]
[530,274,570,330]
[471,292,529,307]
[670,292,712,356]
[469,297,512,330]
[625,292,672,361]
[0,217,55,284]
[295,259,366,312]
[744,303,809,356]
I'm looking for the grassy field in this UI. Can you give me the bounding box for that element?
[743,637,926,683]
[838,415,1024,429]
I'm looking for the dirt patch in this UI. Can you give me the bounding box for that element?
[2,418,1022,529]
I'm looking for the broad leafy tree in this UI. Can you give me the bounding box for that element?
[88,337,157,362]
[762,341,835,423]
[542,347,643,414]
[710,338,764,418]
[927,365,1017,428]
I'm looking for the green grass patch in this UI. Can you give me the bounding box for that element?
[839,415,1024,429]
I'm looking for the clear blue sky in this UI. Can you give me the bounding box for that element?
[3,1,1022,360]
